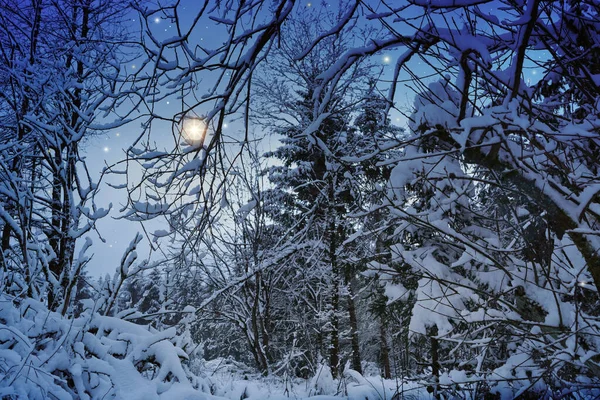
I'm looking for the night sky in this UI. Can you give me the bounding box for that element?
[83,0,544,277]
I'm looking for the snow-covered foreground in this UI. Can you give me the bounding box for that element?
[0,293,429,400]
[2,293,598,400]
[0,294,429,400]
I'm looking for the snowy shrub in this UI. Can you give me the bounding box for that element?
[0,295,206,399]
[309,364,336,396]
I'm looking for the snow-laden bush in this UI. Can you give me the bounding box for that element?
[308,364,336,396]
[0,295,209,399]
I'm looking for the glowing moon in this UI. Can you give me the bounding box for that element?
[181,117,208,146]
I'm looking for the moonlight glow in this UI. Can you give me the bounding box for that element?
[181,117,208,146]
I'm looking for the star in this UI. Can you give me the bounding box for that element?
[154,17,160,23]
[307,2,312,6]
[103,146,110,153]
[223,123,228,128]
[116,132,120,137]
[383,55,391,64]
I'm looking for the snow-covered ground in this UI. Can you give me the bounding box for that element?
[194,358,429,400]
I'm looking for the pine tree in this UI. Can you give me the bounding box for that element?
[257,32,360,377]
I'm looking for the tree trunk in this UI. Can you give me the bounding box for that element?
[428,325,440,400]
[251,274,269,375]
[379,319,391,379]
[47,159,63,309]
[347,284,362,374]
[327,173,342,379]
[329,275,340,378]
[1,225,10,256]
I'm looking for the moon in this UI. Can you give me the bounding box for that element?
[181,117,208,146]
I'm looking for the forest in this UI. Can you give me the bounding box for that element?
[0,0,599,399]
